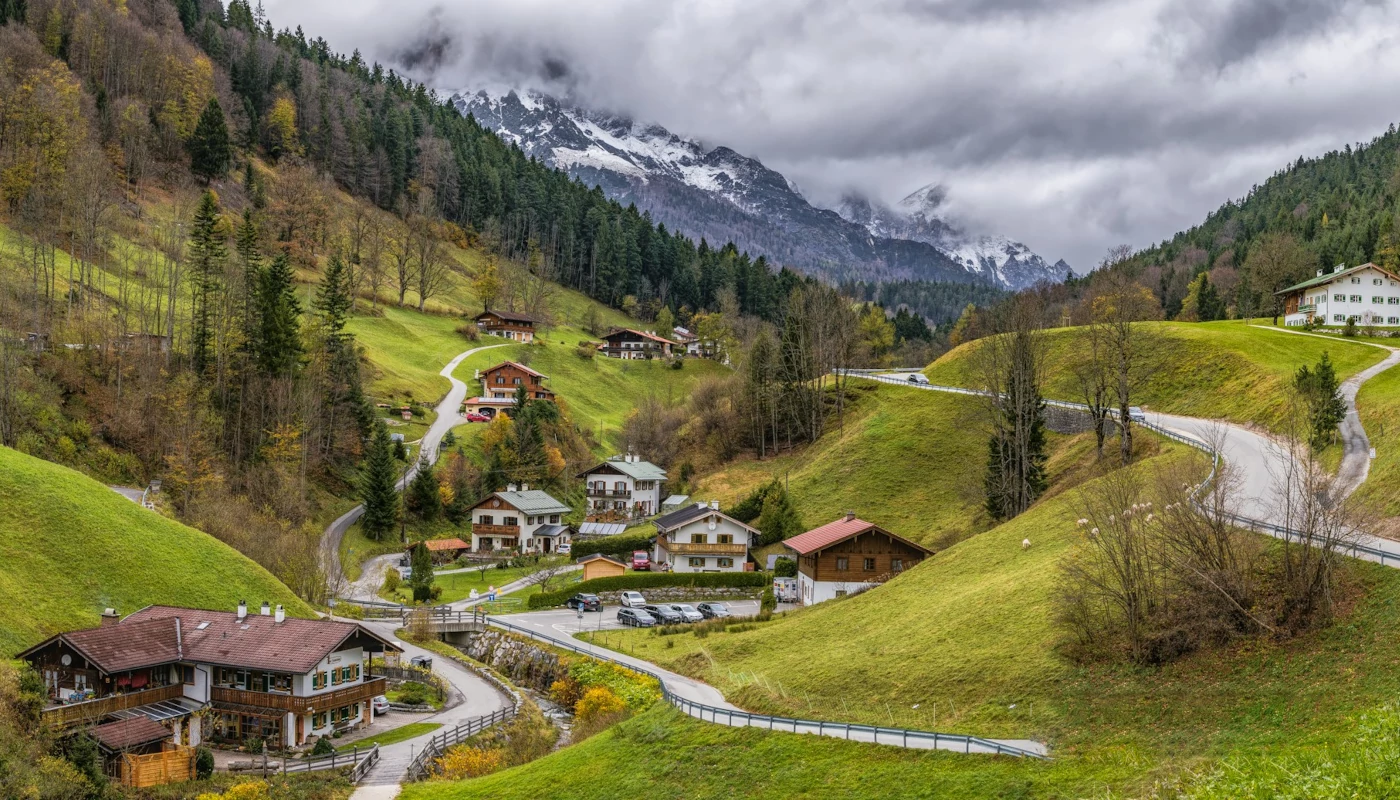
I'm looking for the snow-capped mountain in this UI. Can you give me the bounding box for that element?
[453,88,1067,290]
[838,186,1072,289]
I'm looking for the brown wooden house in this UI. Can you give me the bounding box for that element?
[474,310,538,342]
[480,360,555,401]
[784,513,932,605]
[597,328,677,359]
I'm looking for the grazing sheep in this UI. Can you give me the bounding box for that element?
[1022,538,1031,550]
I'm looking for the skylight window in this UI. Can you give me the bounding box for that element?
[196,622,210,630]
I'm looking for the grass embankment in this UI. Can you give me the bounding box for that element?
[0,446,312,654]
[1354,361,1400,518]
[339,722,443,752]
[924,319,1385,433]
[396,705,1118,800]
[690,382,1118,549]
[583,441,1400,795]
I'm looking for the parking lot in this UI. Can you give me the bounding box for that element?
[499,599,766,639]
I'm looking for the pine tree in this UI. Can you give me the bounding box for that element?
[188,191,226,376]
[0,0,26,25]
[188,98,232,183]
[406,458,441,521]
[317,254,353,348]
[234,210,263,349]
[360,422,400,541]
[256,253,303,376]
[1294,352,1348,450]
[409,540,434,602]
[755,483,804,546]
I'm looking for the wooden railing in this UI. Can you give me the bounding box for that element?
[211,677,385,714]
[42,683,183,729]
[471,524,520,537]
[663,542,747,556]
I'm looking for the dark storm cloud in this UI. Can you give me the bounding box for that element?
[256,0,1400,267]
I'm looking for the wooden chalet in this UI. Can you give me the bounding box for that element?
[784,514,932,605]
[474,309,538,342]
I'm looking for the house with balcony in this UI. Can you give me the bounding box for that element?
[652,501,759,573]
[478,361,555,402]
[597,328,677,359]
[578,454,667,518]
[784,514,933,605]
[1277,262,1400,327]
[474,309,538,342]
[17,603,400,752]
[469,484,573,554]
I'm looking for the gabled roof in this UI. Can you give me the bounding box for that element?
[476,309,536,324]
[602,328,677,346]
[91,717,171,751]
[784,516,933,557]
[576,553,626,567]
[653,503,759,536]
[482,360,546,379]
[414,538,470,552]
[473,489,571,516]
[577,455,667,481]
[671,327,697,341]
[535,524,571,538]
[18,606,402,675]
[1277,262,1400,294]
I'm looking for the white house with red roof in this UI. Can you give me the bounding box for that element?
[784,514,933,605]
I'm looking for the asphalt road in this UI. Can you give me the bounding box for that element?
[322,343,509,587]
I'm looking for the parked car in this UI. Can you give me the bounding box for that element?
[642,604,684,624]
[465,412,490,422]
[566,593,602,612]
[556,542,572,555]
[630,550,651,571]
[619,591,647,608]
[666,603,704,623]
[617,607,657,627]
[371,695,391,715]
[409,655,433,670]
[696,602,731,619]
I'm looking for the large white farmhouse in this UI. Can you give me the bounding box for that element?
[1279,263,1400,327]
[651,501,758,573]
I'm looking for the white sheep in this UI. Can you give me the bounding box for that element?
[1022,538,1031,550]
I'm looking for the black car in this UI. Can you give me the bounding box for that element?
[641,604,683,624]
[617,607,657,627]
[696,602,732,619]
[566,593,602,612]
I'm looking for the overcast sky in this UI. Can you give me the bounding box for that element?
[257,0,1400,269]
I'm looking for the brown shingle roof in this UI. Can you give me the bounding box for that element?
[784,516,933,556]
[603,328,677,346]
[90,717,171,751]
[483,360,546,379]
[63,618,182,672]
[476,309,536,324]
[416,538,470,552]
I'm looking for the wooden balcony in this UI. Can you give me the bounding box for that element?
[472,524,520,538]
[42,683,183,729]
[211,677,386,714]
[663,542,748,556]
[586,488,632,499]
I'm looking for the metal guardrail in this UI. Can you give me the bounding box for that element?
[847,370,1400,568]
[482,617,1045,759]
[403,707,517,781]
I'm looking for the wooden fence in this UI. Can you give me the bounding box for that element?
[119,745,194,788]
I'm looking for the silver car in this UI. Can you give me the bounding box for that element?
[666,603,704,623]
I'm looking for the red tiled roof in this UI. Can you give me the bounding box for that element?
[91,717,170,751]
[483,360,546,379]
[416,538,470,552]
[62,618,182,672]
[783,516,933,556]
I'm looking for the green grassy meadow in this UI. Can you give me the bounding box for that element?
[0,446,312,654]
[925,320,1386,433]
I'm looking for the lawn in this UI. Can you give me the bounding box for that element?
[1353,361,1400,517]
[338,721,443,752]
[347,308,481,404]
[396,705,1131,800]
[924,319,1387,433]
[0,446,312,654]
[577,441,1400,795]
[408,558,579,605]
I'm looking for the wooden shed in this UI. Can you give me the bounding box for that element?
[577,553,627,582]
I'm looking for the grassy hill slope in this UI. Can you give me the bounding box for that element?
[0,446,312,655]
[585,439,1400,795]
[925,320,1385,432]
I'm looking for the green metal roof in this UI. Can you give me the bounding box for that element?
[1277,263,1392,295]
[578,456,667,482]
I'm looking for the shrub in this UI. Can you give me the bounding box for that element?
[528,571,769,609]
[573,686,629,739]
[774,556,797,577]
[195,745,215,779]
[310,736,334,757]
[575,343,595,360]
[549,677,582,709]
[413,584,432,603]
[455,324,480,341]
[382,567,401,594]
[670,358,684,370]
[243,736,264,754]
[760,587,777,613]
[394,682,430,706]
[195,782,271,800]
[435,746,504,780]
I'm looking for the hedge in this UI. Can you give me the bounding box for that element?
[529,571,770,609]
[570,530,656,560]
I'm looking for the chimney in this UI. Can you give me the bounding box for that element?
[260,601,271,616]
[521,483,529,491]
[1316,268,1324,277]
[710,500,719,510]
[100,608,120,627]
[507,483,518,492]
[845,511,856,522]
[274,604,286,624]
[236,600,247,621]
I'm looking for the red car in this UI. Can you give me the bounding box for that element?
[464,412,490,422]
[631,550,651,571]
